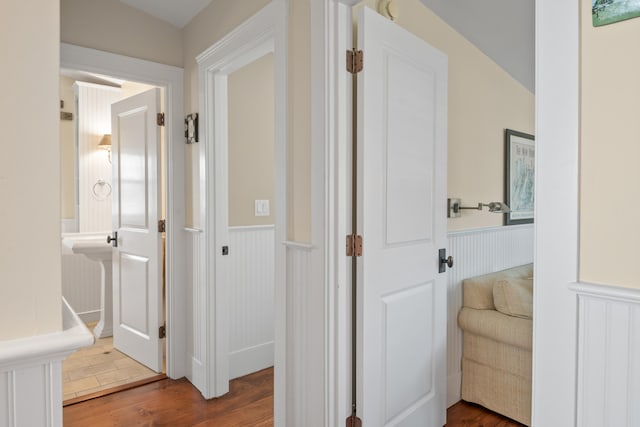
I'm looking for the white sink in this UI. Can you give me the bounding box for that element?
[62,233,113,339]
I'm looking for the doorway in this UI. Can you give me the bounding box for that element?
[59,71,168,402]
[60,42,187,395]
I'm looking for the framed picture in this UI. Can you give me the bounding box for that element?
[593,0,640,27]
[185,113,199,144]
[505,129,535,225]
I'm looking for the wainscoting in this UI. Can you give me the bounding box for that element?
[228,226,275,379]
[0,299,93,427]
[61,253,101,324]
[185,227,206,394]
[74,81,121,233]
[572,282,640,427]
[446,224,534,406]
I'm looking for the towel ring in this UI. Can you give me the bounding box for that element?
[92,179,112,201]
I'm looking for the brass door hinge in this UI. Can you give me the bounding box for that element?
[159,323,166,339]
[157,112,165,126]
[347,49,363,74]
[158,219,166,233]
[346,234,363,257]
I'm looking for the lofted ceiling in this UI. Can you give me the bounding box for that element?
[119,0,534,93]
[120,0,213,28]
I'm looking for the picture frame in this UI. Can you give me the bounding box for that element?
[505,129,535,225]
[593,0,640,27]
[185,113,199,144]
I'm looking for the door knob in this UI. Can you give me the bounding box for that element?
[107,231,118,247]
[439,248,453,273]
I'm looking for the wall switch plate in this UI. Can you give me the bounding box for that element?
[255,199,270,216]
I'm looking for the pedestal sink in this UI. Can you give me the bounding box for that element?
[62,233,113,339]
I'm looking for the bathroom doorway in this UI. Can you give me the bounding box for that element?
[59,69,168,403]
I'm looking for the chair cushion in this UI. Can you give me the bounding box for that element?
[493,278,533,319]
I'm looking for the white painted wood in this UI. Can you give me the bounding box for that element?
[111,88,163,372]
[310,1,358,424]
[572,282,640,427]
[0,299,93,427]
[73,81,121,233]
[61,219,78,233]
[228,226,275,379]
[532,0,580,424]
[197,5,288,419]
[356,7,448,425]
[283,241,314,426]
[61,253,102,324]
[61,43,187,381]
[446,224,534,406]
[185,227,207,394]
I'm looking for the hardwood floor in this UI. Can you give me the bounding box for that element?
[64,367,523,426]
[63,367,273,426]
[447,401,526,427]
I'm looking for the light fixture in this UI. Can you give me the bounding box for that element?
[98,134,112,163]
[448,198,511,218]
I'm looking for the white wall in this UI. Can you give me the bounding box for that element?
[0,0,62,340]
[74,82,121,232]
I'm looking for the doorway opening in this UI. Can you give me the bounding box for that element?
[59,70,168,404]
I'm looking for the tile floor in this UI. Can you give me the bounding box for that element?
[62,327,161,401]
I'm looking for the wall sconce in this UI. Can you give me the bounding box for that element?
[448,198,511,218]
[98,134,112,163]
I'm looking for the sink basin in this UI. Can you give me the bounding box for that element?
[62,233,113,338]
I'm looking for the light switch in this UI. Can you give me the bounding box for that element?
[255,199,270,216]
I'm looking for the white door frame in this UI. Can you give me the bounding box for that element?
[196,0,288,422]
[315,0,581,426]
[60,43,187,380]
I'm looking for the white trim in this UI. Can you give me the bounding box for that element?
[532,0,580,425]
[570,282,640,304]
[196,3,288,425]
[60,43,187,380]
[283,241,315,251]
[228,224,275,232]
[312,1,357,424]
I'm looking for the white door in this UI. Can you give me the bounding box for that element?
[111,88,163,373]
[356,7,448,426]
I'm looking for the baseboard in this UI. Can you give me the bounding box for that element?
[77,310,100,325]
[229,341,274,380]
[447,372,462,408]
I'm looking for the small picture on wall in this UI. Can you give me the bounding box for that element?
[185,113,199,144]
[593,0,640,27]
[505,129,535,225]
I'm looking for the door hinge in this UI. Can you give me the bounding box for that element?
[158,219,166,233]
[346,415,362,427]
[159,324,166,339]
[346,234,363,257]
[157,112,165,126]
[347,49,363,74]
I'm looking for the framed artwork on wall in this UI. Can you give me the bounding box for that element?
[593,0,640,27]
[185,113,199,144]
[505,129,535,225]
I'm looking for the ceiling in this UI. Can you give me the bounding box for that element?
[120,0,213,29]
[118,0,534,93]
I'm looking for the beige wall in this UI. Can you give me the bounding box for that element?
[0,0,62,340]
[181,0,271,229]
[61,0,183,68]
[228,54,275,227]
[580,1,640,288]
[60,75,76,220]
[355,0,535,231]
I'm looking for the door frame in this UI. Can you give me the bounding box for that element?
[196,0,288,422]
[315,0,580,425]
[60,43,187,380]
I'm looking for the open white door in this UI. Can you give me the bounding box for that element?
[110,88,163,373]
[356,7,448,426]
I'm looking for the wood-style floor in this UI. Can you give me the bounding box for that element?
[64,367,523,426]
